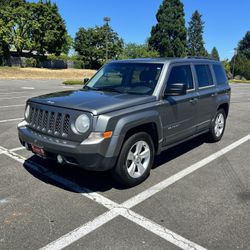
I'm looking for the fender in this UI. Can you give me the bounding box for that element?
[105,110,163,158]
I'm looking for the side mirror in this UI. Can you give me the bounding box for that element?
[83,78,89,85]
[165,83,187,96]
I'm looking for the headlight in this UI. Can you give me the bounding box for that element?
[24,105,30,120]
[75,114,90,133]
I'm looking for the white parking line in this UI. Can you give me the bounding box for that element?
[10,146,25,152]
[1,134,250,250]
[40,211,118,250]
[0,118,23,123]
[0,146,24,155]
[123,133,250,208]
[0,91,27,95]
[62,86,75,89]
[0,146,206,250]
[21,87,35,90]
[0,95,29,100]
[0,104,24,109]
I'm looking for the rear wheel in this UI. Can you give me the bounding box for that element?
[207,109,226,142]
[112,132,155,187]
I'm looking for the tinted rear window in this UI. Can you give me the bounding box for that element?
[213,64,227,85]
[195,65,213,88]
[167,65,194,90]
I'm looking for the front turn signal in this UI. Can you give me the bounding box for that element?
[103,131,113,139]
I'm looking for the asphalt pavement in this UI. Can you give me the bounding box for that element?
[0,80,249,250]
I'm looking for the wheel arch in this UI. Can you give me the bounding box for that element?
[217,103,229,117]
[106,111,162,158]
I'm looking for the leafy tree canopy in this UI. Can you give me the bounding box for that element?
[187,10,207,56]
[0,0,70,56]
[211,47,220,61]
[74,25,123,69]
[238,31,250,60]
[231,53,250,80]
[149,0,187,57]
[119,43,159,59]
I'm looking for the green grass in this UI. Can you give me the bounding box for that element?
[229,79,250,83]
[62,80,84,85]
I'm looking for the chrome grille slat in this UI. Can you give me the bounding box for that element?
[34,108,39,128]
[42,111,48,131]
[63,114,70,135]
[37,109,43,129]
[29,107,35,124]
[55,113,62,135]
[27,106,70,138]
[48,112,55,133]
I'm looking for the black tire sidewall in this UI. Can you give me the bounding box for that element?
[112,132,155,187]
[209,109,226,142]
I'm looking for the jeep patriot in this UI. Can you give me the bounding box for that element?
[18,58,231,186]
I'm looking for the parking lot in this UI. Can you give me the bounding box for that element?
[0,80,249,250]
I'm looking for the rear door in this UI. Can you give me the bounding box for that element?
[194,64,217,132]
[162,64,199,145]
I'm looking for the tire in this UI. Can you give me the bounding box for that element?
[207,109,226,142]
[112,132,155,187]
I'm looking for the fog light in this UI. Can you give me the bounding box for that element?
[57,154,64,164]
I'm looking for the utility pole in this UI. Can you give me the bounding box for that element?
[104,17,110,62]
[232,48,237,79]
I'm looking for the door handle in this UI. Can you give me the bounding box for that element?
[189,98,198,104]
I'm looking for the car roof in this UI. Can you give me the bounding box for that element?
[110,57,221,64]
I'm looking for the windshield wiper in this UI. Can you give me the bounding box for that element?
[93,87,124,93]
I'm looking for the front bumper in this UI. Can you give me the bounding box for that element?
[18,123,117,171]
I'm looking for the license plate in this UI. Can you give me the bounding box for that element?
[31,144,46,158]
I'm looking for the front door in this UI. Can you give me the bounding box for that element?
[162,64,198,146]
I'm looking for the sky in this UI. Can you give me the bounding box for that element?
[47,0,250,60]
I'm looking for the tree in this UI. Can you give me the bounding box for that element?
[0,0,25,8]
[62,35,73,55]
[238,31,250,60]
[221,59,232,78]
[119,43,159,59]
[74,25,123,69]
[211,47,220,60]
[0,0,69,57]
[0,20,9,65]
[187,10,207,56]
[149,0,187,57]
[0,1,34,56]
[29,1,69,55]
[230,53,250,80]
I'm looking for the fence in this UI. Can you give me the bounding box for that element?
[0,56,82,69]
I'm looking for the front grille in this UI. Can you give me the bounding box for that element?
[28,107,71,137]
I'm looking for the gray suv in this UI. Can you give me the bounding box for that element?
[18,58,231,187]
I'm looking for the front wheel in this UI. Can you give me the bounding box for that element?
[207,109,226,142]
[112,132,155,187]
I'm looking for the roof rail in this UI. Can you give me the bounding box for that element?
[186,56,218,61]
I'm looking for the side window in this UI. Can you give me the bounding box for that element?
[195,65,213,88]
[213,64,227,85]
[167,65,194,90]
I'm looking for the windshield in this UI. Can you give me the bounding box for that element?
[86,63,164,95]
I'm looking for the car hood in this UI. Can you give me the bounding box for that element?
[29,89,156,115]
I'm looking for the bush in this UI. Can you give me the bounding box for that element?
[62,80,83,85]
[72,60,85,69]
[231,54,250,80]
[25,57,37,67]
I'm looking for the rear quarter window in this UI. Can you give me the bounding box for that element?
[195,64,213,88]
[213,64,228,85]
